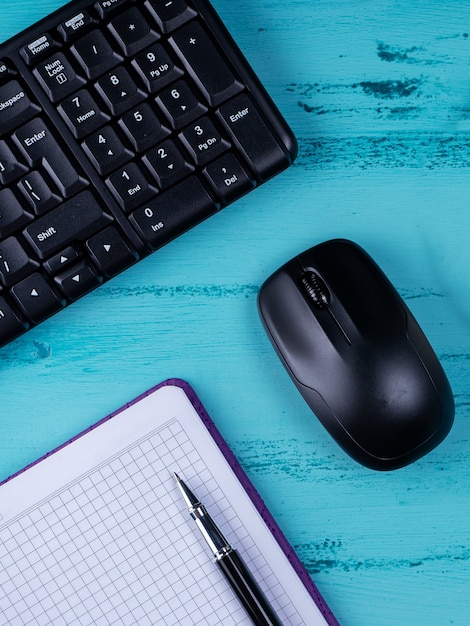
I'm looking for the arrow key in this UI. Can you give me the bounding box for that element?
[86,226,137,277]
[54,261,102,300]
[43,245,81,274]
[10,273,64,324]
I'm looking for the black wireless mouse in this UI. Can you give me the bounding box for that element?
[258,239,454,470]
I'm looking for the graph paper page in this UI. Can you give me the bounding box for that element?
[0,383,329,625]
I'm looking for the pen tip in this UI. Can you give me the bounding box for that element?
[173,472,181,482]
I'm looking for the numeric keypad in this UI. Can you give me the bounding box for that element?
[0,0,296,349]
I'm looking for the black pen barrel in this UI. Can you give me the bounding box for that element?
[217,549,282,626]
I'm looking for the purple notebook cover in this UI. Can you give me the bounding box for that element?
[1,377,339,625]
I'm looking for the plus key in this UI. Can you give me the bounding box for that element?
[170,21,243,106]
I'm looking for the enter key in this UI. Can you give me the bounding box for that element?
[217,94,291,182]
[13,117,87,198]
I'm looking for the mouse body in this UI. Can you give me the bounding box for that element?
[258,239,454,470]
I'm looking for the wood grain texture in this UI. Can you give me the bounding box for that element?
[1,1,469,624]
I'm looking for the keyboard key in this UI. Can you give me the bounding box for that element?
[72,30,122,80]
[0,236,38,287]
[179,116,230,166]
[82,126,133,175]
[86,226,137,277]
[58,11,94,42]
[109,7,159,56]
[156,80,207,129]
[34,53,86,102]
[132,44,183,93]
[130,176,217,250]
[0,296,26,346]
[95,0,128,18]
[20,34,57,65]
[143,139,193,189]
[43,245,81,274]
[170,21,243,107]
[96,66,146,117]
[54,260,102,300]
[203,153,254,203]
[14,118,87,198]
[119,104,170,152]
[59,89,110,139]
[0,189,33,238]
[0,81,40,135]
[107,162,156,210]
[23,190,112,259]
[11,273,64,323]
[0,140,27,184]
[218,94,290,181]
[19,171,61,216]
[145,0,197,33]
[0,60,14,83]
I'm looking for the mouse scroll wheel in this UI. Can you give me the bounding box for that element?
[301,271,331,309]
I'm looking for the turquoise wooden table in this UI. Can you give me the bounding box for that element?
[1,1,469,624]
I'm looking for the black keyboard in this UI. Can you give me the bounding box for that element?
[0,0,296,348]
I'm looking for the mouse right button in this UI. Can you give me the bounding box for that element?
[258,269,335,385]
[298,239,407,342]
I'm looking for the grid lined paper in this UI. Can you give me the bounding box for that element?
[0,410,307,626]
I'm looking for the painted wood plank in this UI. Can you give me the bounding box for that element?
[1,1,469,624]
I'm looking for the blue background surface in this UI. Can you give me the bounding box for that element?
[1,1,469,624]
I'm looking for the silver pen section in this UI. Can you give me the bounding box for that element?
[173,473,283,626]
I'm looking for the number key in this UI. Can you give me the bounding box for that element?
[179,117,229,166]
[119,104,170,152]
[107,162,156,211]
[143,139,193,189]
[156,80,207,129]
[96,66,146,116]
[59,89,110,138]
[132,43,183,92]
[82,126,133,175]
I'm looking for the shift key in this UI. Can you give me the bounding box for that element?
[24,191,112,259]
[217,94,290,182]
[14,117,87,197]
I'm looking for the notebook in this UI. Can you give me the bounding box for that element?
[0,379,338,625]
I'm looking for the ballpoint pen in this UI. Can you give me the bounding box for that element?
[173,473,283,626]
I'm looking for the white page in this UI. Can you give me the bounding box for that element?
[0,383,329,625]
